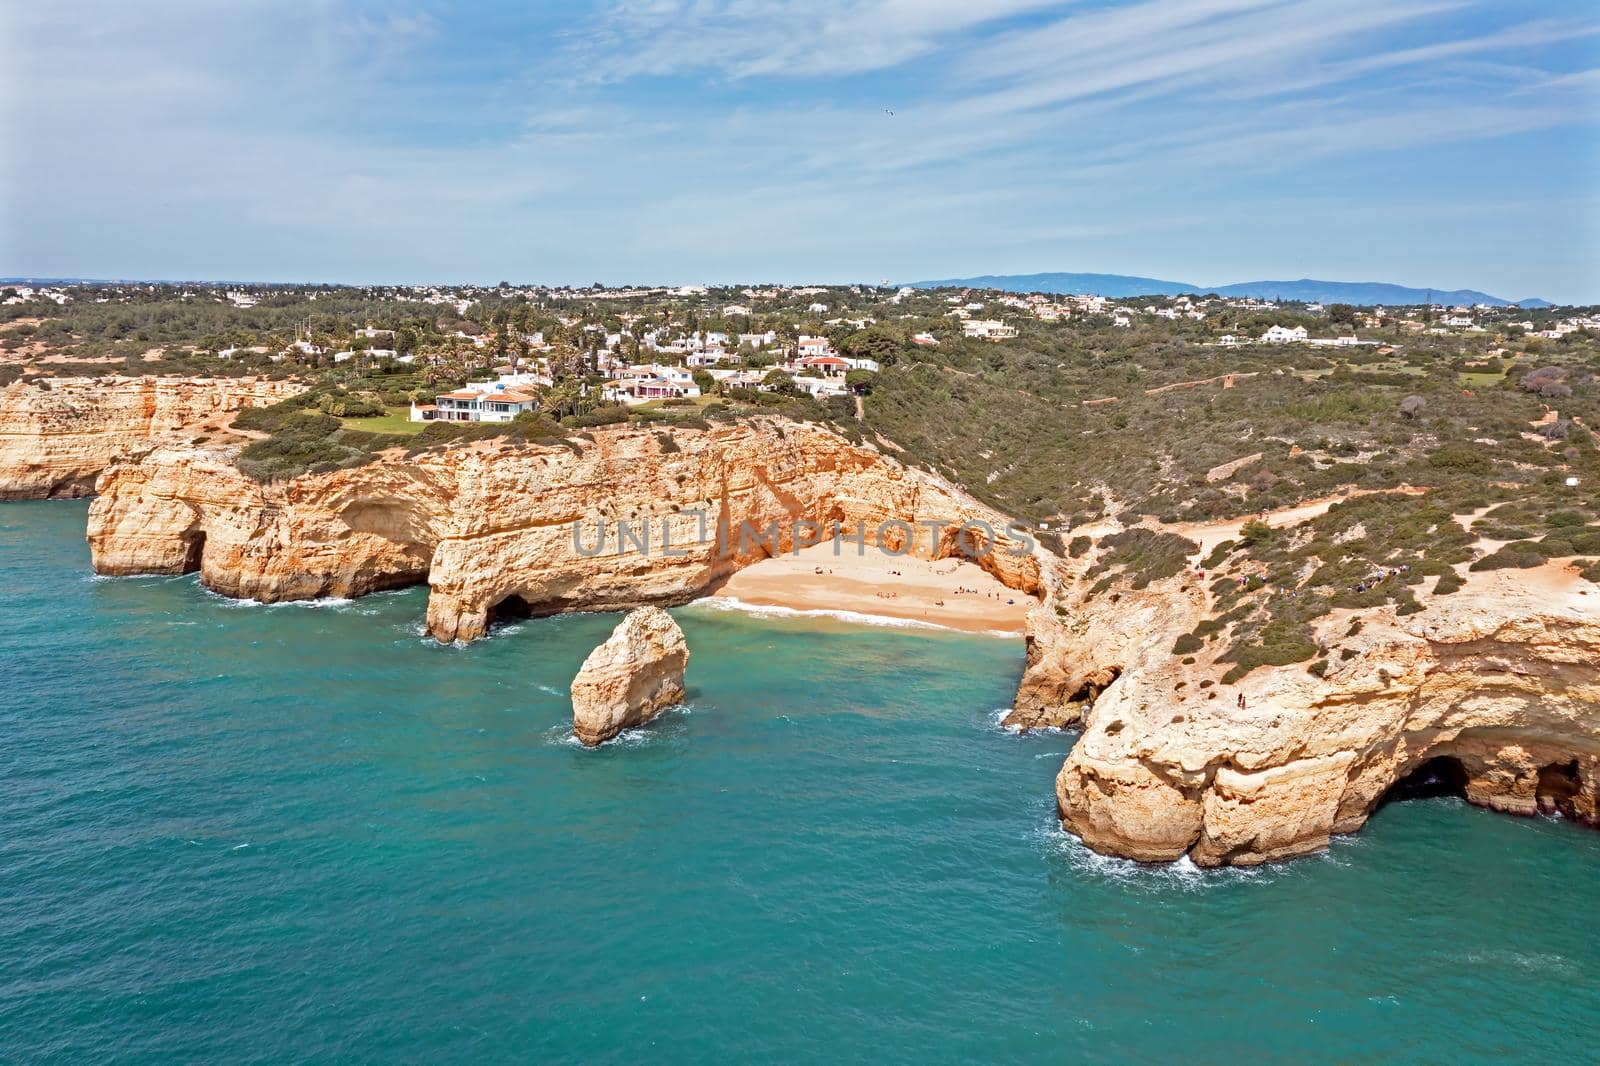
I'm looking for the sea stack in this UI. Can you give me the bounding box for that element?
[570,607,690,746]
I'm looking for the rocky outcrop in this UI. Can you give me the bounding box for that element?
[571,607,690,745]
[0,375,302,499]
[67,386,1600,864]
[1048,560,1600,866]
[86,417,1046,642]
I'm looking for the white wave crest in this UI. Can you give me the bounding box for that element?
[687,596,1017,639]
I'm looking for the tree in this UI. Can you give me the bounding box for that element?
[1399,394,1426,419]
[845,369,876,395]
[840,325,902,367]
[1239,518,1276,547]
[762,368,801,396]
[1327,304,1358,326]
[692,369,715,395]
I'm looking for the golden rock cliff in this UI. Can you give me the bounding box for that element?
[75,405,1600,866]
[86,418,1046,645]
[0,375,303,500]
[1042,550,1600,866]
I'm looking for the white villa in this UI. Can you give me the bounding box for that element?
[963,319,1018,340]
[603,363,702,404]
[412,379,540,423]
[796,335,834,358]
[1260,325,1309,343]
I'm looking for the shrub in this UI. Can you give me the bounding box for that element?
[1220,618,1318,683]
[1172,633,1204,655]
[1087,529,1198,589]
[1238,519,1276,548]
[1469,541,1548,571]
[1428,445,1491,475]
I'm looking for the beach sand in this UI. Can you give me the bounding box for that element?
[709,542,1036,636]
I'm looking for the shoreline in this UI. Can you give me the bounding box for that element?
[707,542,1035,636]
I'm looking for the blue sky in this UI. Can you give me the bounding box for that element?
[2,1,1597,301]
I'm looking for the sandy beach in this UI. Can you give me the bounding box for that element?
[709,542,1036,635]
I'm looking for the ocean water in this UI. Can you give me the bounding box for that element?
[2,501,1597,1063]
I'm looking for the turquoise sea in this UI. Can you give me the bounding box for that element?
[2,501,1598,1063]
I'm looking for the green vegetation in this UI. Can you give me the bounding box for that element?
[340,410,427,435]
[1088,529,1199,590]
[11,281,1598,619]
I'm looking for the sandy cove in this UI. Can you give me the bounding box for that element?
[709,540,1036,635]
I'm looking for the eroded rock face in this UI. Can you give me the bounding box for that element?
[86,418,1046,643]
[1050,564,1600,866]
[74,391,1600,864]
[571,607,689,746]
[0,376,303,500]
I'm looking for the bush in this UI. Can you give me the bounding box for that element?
[1087,529,1198,589]
[1172,633,1204,655]
[1469,541,1547,571]
[1238,520,1275,548]
[1220,618,1319,683]
[1428,445,1491,475]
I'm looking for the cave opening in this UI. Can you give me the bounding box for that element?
[487,593,534,630]
[1381,755,1469,807]
[1070,666,1122,707]
[1536,760,1582,818]
[180,530,206,574]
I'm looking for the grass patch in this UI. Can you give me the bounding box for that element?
[341,408,427,435]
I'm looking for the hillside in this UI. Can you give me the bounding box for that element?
[909,271,1545,307]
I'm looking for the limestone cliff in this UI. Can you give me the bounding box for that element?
[0,375,303,500]
[1041,549,1599,866]
[571,607,690,746]
[86,418,1045,645]
[72,401,1600,865]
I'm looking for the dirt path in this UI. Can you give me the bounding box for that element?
[1143,371,1257,396]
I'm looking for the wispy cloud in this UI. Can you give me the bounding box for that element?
[583,0,1073,79]
[1,0,1596,300]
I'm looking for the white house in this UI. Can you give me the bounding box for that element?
[1260,325,1309,343]
[796,335,833,358]
[795,355,851,378]
[419,381,540,423]
[962,319,1018,340]
[790,375,848,398]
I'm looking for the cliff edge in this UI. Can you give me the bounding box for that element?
[0,375,303,500]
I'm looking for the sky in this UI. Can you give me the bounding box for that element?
[2,0,1598,301]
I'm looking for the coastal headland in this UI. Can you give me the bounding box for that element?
[2,371,1596,868]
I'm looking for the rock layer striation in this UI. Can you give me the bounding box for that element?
[86,418,1045,644]
[0,375,302,500]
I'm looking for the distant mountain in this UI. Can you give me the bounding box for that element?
[1204,278,1526,307]
[907,272,1546,308]
[909,271,1201,299]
